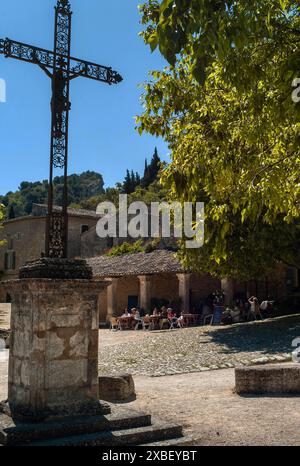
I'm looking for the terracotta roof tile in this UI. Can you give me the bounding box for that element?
[87,250,187,277]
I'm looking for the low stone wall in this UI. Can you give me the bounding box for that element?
[0,304,11,330]
[235,363,300,394]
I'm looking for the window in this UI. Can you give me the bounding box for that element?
[4,251,16,270]
[81,225,89,234]
[7,237,13,250]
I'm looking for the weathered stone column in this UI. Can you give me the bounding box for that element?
[138,275,151,313]
[177,273,191,312]
[0,259,110,423]
[221,278,234,305]
[107,277,118,322]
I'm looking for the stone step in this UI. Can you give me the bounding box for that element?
[142,435,197,446]
[19,420,183,446]
[0,410,152,446]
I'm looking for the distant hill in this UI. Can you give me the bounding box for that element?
[0,171,105,218]
[1,148,165,219]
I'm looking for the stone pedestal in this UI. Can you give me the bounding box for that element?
[0,259,185,446]
[1,276,109,422]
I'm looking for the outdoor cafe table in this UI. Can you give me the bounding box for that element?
[182,314,198,326]
[117,316,134,330]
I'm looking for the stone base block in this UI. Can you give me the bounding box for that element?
[99,374,136,402]
[235,363,300,394]
[0,399,111,423]
[0,406,183,446]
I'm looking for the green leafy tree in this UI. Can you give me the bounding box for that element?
[122,169,141,194]
[0,171,105,217]
[8,205,15,219]
[141,147,161,188]
[136,47,300,279]
[0,204,5,248]
[139,2,300,224]
[140,0,300,84]
[107,240,145,257]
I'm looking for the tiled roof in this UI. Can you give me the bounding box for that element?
[32,204,100,218]
[87,250,187,277]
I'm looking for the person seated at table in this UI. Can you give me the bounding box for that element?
[152,307,160,316]
[121,308,131,318]
[133,308,140,319]
[177,312,185,328]
[132,308,143,329]
[161,306,168,318]
[167,308,177,322]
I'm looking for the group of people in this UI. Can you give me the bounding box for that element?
[118,306,186,330]
[220,296,275,325]
[114,295,275,331]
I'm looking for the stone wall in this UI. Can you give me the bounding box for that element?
[234,263,288,300]
[0,215,98,280]
[190,273,221,304]
[0,216,45,280]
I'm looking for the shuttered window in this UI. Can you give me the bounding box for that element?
[4,251,16,270]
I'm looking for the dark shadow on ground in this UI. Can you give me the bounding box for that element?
[202,314,300,356]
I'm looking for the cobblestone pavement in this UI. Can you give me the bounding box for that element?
[98,314,300,376]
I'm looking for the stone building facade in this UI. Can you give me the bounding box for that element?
[87,250,296,324]
[0,204,298,323]
[0,204,99,288]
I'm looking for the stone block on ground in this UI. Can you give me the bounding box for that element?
[235,363,300,394]
[99,374,136,402]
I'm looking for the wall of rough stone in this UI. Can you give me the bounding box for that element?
[234,263,288,301]
[0,216,45,280]
[0,215,98,280]
[190,273,221,304]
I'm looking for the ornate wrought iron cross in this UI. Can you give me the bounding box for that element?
[0,0,122,258]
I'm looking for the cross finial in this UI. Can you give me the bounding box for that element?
[57,0,71,11]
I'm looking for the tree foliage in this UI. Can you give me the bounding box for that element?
[122,170,141,194]
[140,1,300,84]
[0,204,5,248]
[1,171,105,218]
[137,5,300,279]
[107,240,145,257]
[141,147,161,188]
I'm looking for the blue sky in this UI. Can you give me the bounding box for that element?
[0,0,168,195]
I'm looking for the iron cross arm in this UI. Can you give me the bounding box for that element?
[0,38,123,84]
